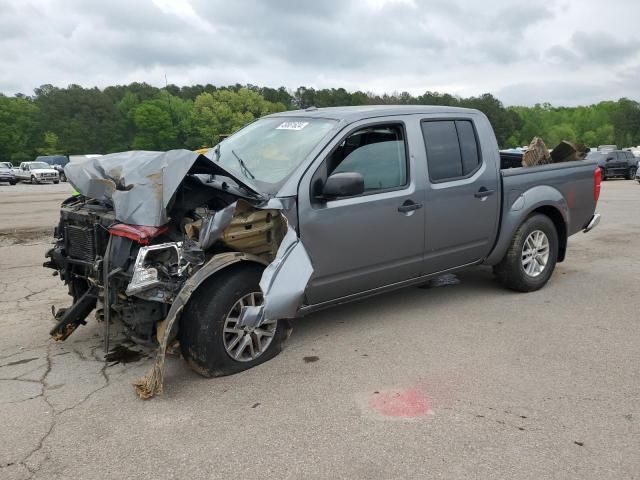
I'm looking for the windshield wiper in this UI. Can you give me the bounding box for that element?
[231,149,256,180]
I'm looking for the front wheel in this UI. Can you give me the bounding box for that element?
[494,214,559,292]
[179,264,290,377]
[600,168,607,180]
[627,167,637,180]
[30,175,39,184]
[53,180,59,184]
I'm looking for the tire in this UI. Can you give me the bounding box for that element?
[627,167,637,180]
[53,180,59,184]
[600,168,607,180]
[9,180,16,185]
[30,175,39,184]
[494,214,559,292]
[179,264,290,378]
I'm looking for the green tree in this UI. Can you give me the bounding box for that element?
[131,100,177,150]
[191,88,286,147]
[36,131,63,155]
[0,94,40,163]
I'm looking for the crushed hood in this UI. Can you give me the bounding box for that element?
[64,149,264,226]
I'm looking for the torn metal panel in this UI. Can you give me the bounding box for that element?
[237,227,314,329]
[64,150,264,226]
[199,202,237,250]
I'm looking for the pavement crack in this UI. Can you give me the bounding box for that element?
[18,343,55,477]
[14,344,117,477]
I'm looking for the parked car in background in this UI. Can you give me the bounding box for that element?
[15,161,60,184]
[37,155,69,181]
[0,163,17,185]
[0,161,13,169]
[587,150,637,180]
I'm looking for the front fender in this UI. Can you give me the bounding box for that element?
[484,185,569,266]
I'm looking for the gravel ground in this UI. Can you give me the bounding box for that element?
[0,179,638,479]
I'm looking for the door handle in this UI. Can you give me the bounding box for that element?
[474,187,495,198]
[397,201,423,213]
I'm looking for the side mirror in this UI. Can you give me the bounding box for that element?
[322,172,364,199]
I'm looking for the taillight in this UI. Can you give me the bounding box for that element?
[593,167,601,203]
[108,224,168,245]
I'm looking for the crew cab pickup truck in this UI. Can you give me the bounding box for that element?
[15,161,60,184]
[45,106,601,393]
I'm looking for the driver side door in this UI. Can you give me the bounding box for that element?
[297,119,426,305]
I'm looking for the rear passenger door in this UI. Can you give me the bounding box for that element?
[420,118,500,274]
[611,152,625,173]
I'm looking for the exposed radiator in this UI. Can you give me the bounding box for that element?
[66,225,96,262]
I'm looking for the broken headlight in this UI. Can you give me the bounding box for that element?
[125,242,185,296]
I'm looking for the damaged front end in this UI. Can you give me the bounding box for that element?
[44,150,313,398]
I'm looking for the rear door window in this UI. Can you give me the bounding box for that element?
[456,120,481,175]
[421,120,481,182]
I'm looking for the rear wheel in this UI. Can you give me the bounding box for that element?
[627,167,637,180]
[179,264,290,377]
[9,180,16,185]
[53,180,59,184]
[494,214,559,292]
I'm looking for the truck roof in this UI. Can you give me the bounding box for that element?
[267,105,481,122]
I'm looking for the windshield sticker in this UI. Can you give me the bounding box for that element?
[276,121,309,131]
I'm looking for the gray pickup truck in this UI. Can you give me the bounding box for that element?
[45,106,600,389]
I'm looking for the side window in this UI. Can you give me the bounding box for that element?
[456,121,481,175]
[329,125,407,192]
[421,120,481,182]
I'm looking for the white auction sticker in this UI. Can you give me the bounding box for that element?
[276,121,309,131]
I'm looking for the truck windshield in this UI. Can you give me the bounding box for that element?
[29,162,50,169]
[207,117,337,193]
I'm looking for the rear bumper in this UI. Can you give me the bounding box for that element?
[583,213,600,233]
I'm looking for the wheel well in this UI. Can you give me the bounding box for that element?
[531,206,567,262]
[196,259,265,293]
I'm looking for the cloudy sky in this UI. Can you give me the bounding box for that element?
[1,0,639,105]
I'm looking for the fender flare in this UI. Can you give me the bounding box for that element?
[484,185,569,266]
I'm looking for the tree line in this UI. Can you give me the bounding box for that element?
[1,82,639,164]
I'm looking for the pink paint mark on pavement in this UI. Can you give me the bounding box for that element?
[368,387,432,418]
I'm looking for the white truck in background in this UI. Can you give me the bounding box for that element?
[14,161,60,184]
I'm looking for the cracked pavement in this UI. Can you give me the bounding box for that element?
[0,181,639,479]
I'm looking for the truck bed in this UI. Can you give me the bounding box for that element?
[483,158,599,266]
[501,159,598,235]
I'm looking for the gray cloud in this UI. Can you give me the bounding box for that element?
[548,30,639,66]
[1,0,639,105]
